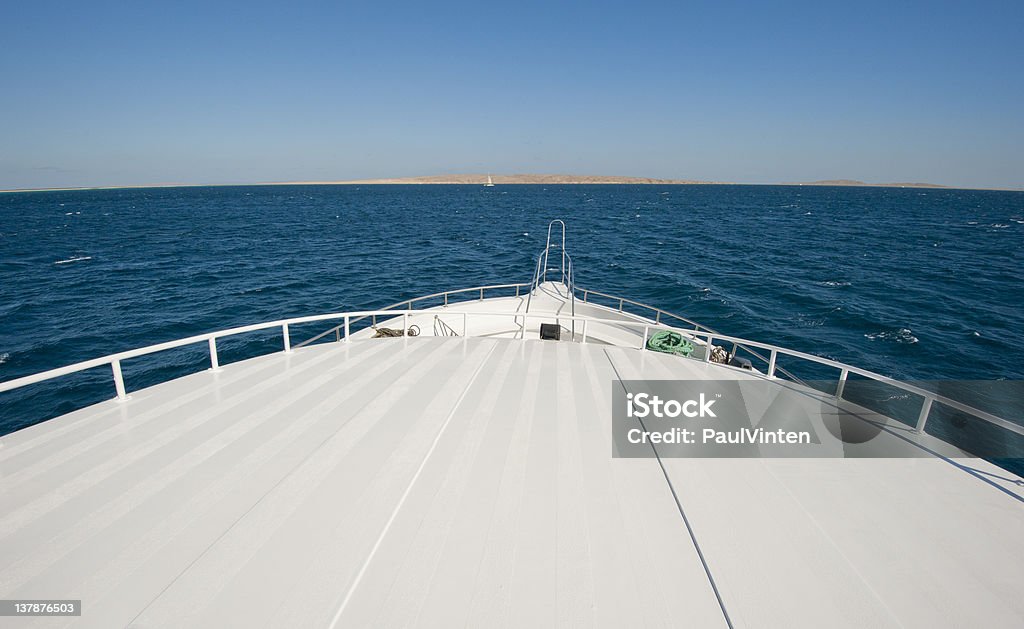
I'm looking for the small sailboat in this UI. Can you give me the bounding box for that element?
[484,174,495,187]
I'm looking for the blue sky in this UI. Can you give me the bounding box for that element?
[1,0,1021,189]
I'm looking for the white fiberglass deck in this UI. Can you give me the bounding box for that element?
[1,336,1022,628]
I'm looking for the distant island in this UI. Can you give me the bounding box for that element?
[784,179,948,188]
[333,174,714,185]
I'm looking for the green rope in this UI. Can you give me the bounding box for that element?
[646,330,694,357]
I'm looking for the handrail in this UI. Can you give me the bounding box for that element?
[574,286,805,384]
[296,280,798,385]
[526,220,576,337]
[2,308,1021,442]
[294,282,530,348]
[577,287,713,332]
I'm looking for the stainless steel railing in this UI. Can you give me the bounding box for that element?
[573,286,806,384]
[525,220,576,337]
[296,279,801,383]
[294,283,530,348]
[2,308,1021,443]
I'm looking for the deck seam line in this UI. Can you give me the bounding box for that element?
[121,339,447,627]
[604,349,735,629]
[328,341,500,629]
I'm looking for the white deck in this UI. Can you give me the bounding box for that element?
[1,334,1022,628]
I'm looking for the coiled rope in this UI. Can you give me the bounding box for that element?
[372,325,420,338]
[645,330,694,357]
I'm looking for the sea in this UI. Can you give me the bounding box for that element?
[1,183,1022,458]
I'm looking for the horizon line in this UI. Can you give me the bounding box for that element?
[2,175,1022,194]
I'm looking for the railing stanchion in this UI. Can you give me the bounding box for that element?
[916,397,934,434]
[656,311,661,324]
[208,337,220,370]
[619,298,624,311]
[463,312,468,336]
[767,349,777,377]
[522,314,528,342]
[111,360,128,401]
[515,285,520,297]
[283,324,292,353]
[836,368,849,400]
[641,326,649,350]
[403,312,409,336]
[344,316,350,343]
[581,319,589,344]
[444,293,448,306]
[480,288,484,301]
[704,334,713,363]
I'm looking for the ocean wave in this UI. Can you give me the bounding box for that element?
[864,328,918,344]
[818,280,851,287]
[54,256,92,265]
[0,352,8,365]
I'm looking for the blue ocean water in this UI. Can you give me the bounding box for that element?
[1,184,1022,438]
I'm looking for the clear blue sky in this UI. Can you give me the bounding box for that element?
[2,0,1021,189]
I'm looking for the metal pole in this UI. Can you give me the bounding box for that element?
[836,368,849,400]
[915,397,933,434]
[641,326,649,350]
[581,319,588,344]
[208,337,220,370]
[767,349,777,377]
[111,360,128,400]
[463,312,468,336]
[344,316,350,343]
[283,324,292,353]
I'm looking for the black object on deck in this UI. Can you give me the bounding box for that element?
[539,323,561,340]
